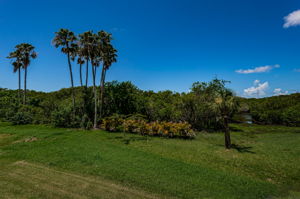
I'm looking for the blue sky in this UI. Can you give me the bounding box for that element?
[0,0,300,97]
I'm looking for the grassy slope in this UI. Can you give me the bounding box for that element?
[0,123,299,199]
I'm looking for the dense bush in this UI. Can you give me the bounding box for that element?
[9,111,33,125]
[51,104,81,128]
[241,94,300,126]
[101,114,195,139]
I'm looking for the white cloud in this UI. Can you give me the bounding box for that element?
[273,88,288,96]
[253,79,260,85]
[244,80,269,98]
[294,69,300,72]
[236,64,280,74]
[283,10,300,28]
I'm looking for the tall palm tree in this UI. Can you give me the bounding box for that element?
[77,55,85,87]
[18,43,37,104]
[7,48,23,103]
[89,33,102,128]
[53,29,77,113]
[78,31,93,88]
[98,31,117,120]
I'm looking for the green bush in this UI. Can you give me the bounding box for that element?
[101,114,125,132]
[9,111,32,125]
[282,105,300,126]
[80,114,93,130]
[51,105,80,128]
[101,115,195,139]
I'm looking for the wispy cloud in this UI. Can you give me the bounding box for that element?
[283,10,300,28]
[244,80,269,98]
[273,88,288,96]
[236,64,280,74]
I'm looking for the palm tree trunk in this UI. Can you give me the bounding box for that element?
[18,67,21,104]
[23,67,27,105]
[79,63,83,86]
[224,116,231,149]
[67,53,75,116]
[99,67,106,119]
[85,59,89,87]
[91,61,97,129]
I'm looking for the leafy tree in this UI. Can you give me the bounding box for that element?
[213,83,239,149]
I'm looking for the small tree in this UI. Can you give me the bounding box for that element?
[213,80,239,149]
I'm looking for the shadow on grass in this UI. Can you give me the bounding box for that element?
[110,135,149,145]
[231,144,255,154]
[122,136,150,145]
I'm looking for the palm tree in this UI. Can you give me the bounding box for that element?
[214,88,239,149]
[89,33,102,128]
[98,31,117,120]
[78,31,93,88]
[77,56,85,87]
[18,43,37,104]
[53,29,77,113]
[7,48,23,103]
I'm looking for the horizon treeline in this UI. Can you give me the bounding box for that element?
[0,80,299,127]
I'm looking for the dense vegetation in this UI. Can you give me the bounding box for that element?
[0,80,237,129]
[1,80,300,131]
[1,123,300,199]
[240,93,300,126]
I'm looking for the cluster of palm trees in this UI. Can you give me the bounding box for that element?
[53,28,117,128]
[7,43,37,105]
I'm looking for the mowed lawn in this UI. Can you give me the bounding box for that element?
[0,123,300,199]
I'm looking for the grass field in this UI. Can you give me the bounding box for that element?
[0,122,300,199]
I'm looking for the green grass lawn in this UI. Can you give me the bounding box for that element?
[0,122,300,199]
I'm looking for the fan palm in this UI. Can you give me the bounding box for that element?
[78,31,93,87]
[53,29,77,113]
[18,43,37,104]
[91,33,106,128]
[99,32,117,120]
[77,55,85,87]
[7,49,23,103]
[214,88,239,149]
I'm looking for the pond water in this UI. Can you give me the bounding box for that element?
[241,113,252,124]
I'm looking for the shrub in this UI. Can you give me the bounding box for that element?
[101,114,125,132]
[282,106,300,127]
[101,115,195,139]
[80,114,93,130]
[51,105,80,128]
[10,111,33,125]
